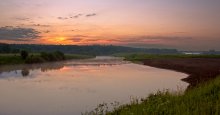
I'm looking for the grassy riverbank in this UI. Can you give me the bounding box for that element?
[0,53,94,65]
[107,76,220,115]
[85,54,220,115]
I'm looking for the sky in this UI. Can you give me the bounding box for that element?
[0,0,220,50]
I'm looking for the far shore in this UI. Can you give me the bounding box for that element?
[122,54,220,88]
[142,58,220,88]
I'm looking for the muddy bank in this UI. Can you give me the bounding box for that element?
[142,58,220,88]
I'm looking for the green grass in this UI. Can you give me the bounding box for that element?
[0,55,24,65]
[87,76,220,115]
[113,53,220,62]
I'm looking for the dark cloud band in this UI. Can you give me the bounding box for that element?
[86,13,97,17]
[0,26,41,41]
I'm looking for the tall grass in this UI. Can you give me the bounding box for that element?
[107,76,220,115]
[85,76,220,115]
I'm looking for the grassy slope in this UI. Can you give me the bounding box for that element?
[0,53,94,65]
[108,76,220,115]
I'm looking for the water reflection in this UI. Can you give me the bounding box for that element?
[0,63,65,78]
[0,56,188,115]
[0,62,64,74]
[21,69,30,77]
[0,56,126,78]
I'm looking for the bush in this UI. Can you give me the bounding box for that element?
[40,52,50,61]
[40,51,65,61]
[20,50,29,60]
[54,51,65,60]
[25,56,45,64]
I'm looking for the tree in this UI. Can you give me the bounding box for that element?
[20,50,29,60]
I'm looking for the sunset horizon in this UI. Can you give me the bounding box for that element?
[1,0,220,50]
[1,1,220,114]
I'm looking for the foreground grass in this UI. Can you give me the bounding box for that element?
[108,76,220,115]
[0,53,94,65]
[114,53,220,62]
[86,76,220,115]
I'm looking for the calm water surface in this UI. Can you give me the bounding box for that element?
[0,56,188,115]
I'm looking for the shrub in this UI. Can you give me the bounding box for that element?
[40,51,65,61]
[25,56,45,64]
[40,52,50,61]
[20,50,29,60]
[54,51,65,60]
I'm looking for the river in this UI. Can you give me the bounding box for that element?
[0,56,188,115]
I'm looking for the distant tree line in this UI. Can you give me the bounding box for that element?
[0,43,20,53]
[0,43,180,55]
[2,43,220,56]
[203,50,220,55]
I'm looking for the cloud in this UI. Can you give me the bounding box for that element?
[124,43,175,49]
[70,14,83,19]
[70,35,193,46]
[57,17,68,20]
[67,35,89,42]
[58,13,97,20]
[173,32,188,34]
[109,36,193,43]
[0,26,41,41]
[71,35,88,38]
[68,38,83,42]
[32,24,50,27]
[44,30,50,33]
[85,13,97,17]
[14,17,30,21]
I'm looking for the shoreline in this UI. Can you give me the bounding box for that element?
[140,58,220,88]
